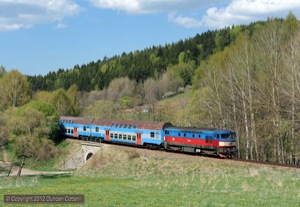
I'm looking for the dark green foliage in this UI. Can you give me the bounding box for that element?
[28,26,248,92]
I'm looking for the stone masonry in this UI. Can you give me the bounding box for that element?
[61,142,102,170]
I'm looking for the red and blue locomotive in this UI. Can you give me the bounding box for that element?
[59,116,236,158]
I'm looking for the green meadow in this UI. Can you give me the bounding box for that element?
[1,144,299,207]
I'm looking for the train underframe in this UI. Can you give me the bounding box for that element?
[164,142,236,158]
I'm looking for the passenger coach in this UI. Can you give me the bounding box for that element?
[59,116,172,149]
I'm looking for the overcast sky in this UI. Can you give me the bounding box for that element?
[1,0,300,76]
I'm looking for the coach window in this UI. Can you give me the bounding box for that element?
[83,126,86,131]
[128,135,132,140]
[65,129,67,133]
[150,132,155,138]
[123,134,127,140]
[115,124,118,128]
[178,133,181,137]
[129,125,132,129]
[156,133,159,138]
[119,134,122,139]
[96,127,99,132]
[124,124,127,128]
[192,134,195,138]
[198,134,201,138]
[110,133,113,138]
[184,133,186,137]
[165,130,169,135]
[119,124,123,128]
[114,134,118,138]
[68,129,70,133]
[132,135,136,141]
[71,129,74,133]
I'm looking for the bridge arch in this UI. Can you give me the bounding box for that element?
[86,152,93,161]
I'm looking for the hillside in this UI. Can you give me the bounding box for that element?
[28,22,262,92]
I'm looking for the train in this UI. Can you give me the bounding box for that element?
[59,116,237,158]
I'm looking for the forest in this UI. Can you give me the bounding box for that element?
[0,13,299,165]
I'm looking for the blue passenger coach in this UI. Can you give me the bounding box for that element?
[59,116,94,138]
[59,116,172,149]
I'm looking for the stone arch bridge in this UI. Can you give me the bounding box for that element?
[61,142,102,170]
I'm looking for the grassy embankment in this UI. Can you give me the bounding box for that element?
[1,142,300,207]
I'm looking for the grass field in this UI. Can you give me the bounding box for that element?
[1,143,299,207]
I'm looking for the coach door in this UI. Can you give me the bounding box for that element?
[136,133,142,145]
[74,128,78,138]
[106,130,110,141]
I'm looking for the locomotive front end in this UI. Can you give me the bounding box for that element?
[217,132,237,158]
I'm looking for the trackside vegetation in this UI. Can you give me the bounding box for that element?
[1,145,299,207]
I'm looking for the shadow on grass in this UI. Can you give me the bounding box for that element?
[39,173,73,180]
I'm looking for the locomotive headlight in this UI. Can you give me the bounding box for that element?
[219,142,236,147]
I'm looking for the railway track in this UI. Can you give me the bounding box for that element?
[65,138,300,169]
[232,158,300,169]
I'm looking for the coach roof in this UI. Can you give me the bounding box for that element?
[60,116,94,125]
[60,116,172,130]
[92,118,172,130]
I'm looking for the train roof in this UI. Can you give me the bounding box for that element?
[93,118,172,130]
[59,116,172,130]
[60,116,94,125]
[165,126,233,133]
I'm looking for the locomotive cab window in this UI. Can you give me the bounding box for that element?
[221,134,231,139]
[150,132,155,138]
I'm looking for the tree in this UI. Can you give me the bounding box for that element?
[0,66,6,78]
[0,70,31,108]
[51,88,72,116]
[85,100,118,119]
[67,84,81,116]
[8,101,59,175]
[107,77,136,102]
[0,112,8,146]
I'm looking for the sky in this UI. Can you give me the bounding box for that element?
[1,0,300,76]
